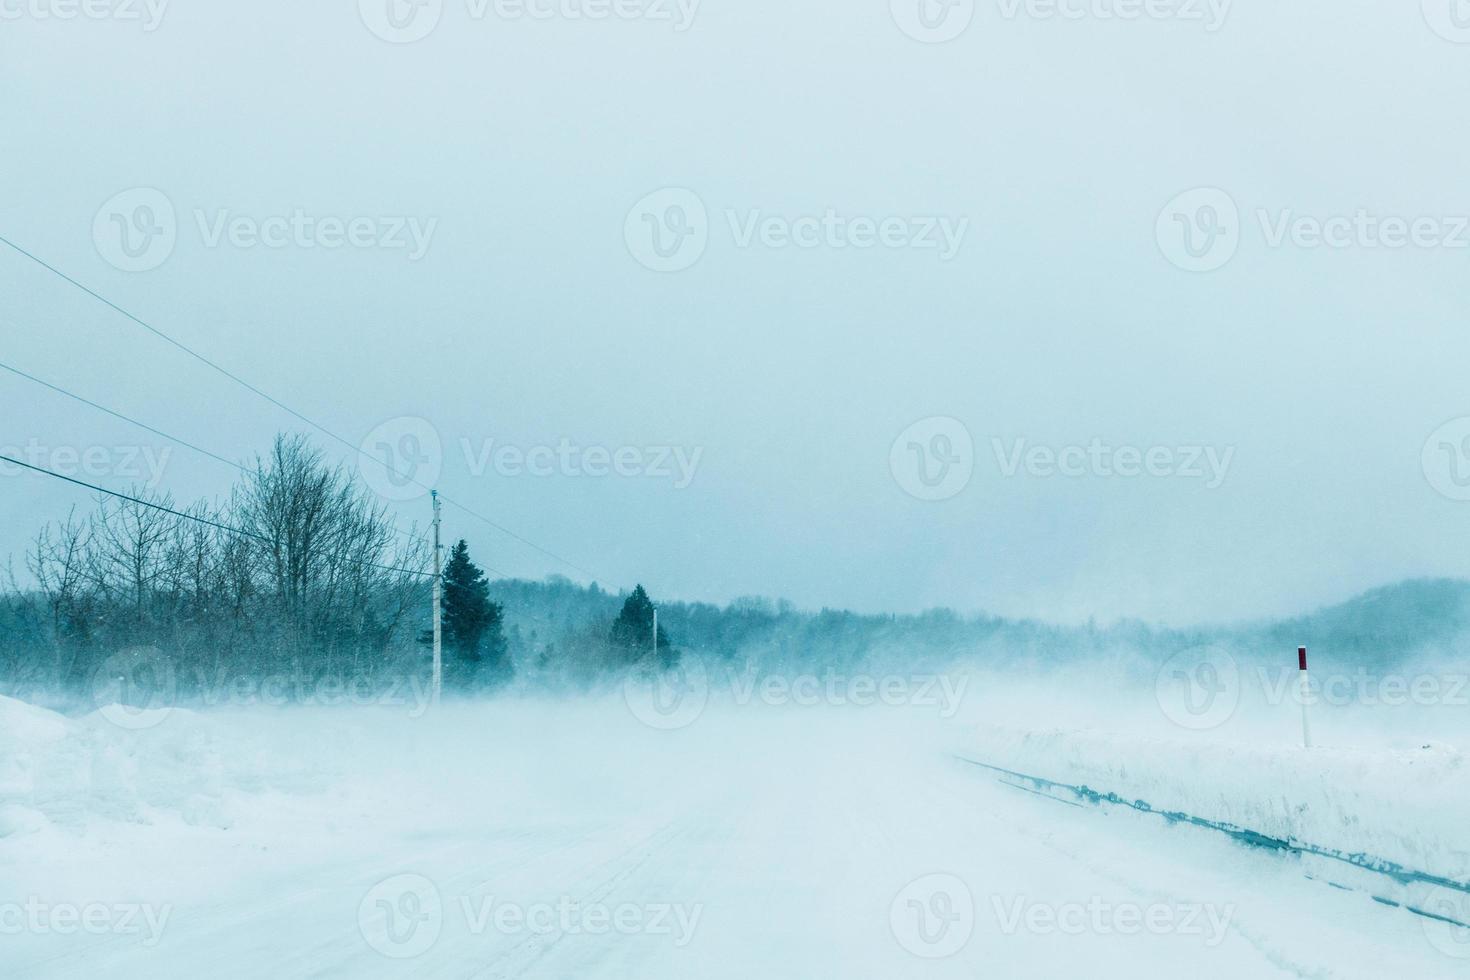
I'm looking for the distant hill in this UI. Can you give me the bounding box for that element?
[1260,579,1470,663]
[480,574,1470,672]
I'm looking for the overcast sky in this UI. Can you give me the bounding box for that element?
[2,0,1468,625]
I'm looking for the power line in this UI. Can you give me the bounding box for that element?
[2,453,434,580]
[0,234,600,581]
[4,453,264,541]
[0,355,431,549]
[2,358,248,474]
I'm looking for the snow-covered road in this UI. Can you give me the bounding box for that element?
[4,703,1465,978]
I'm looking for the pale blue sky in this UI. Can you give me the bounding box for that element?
[2,0,1468,624]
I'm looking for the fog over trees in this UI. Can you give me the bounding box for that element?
[2,433,1466,709]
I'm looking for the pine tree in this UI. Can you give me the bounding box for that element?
[609,584,671,663]
[440,540,508,686]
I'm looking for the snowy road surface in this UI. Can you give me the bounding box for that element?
[4,704,1465,978]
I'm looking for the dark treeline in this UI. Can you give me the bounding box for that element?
[1,435,430,700]
[2,432,1464,707]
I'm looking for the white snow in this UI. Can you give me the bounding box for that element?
[964,724,1470,884]
[1,692,1468,978]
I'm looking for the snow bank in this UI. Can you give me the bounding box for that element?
[966,724,1470,885]
[0,695,263,837]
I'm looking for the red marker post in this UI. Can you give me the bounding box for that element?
[1298,646,1312,749]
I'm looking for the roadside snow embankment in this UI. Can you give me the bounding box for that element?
[0,695,281,838]
[967,724,1470,884]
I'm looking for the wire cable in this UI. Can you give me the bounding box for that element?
[0,233,599,581]
[0,355,432,548]
[2,453,434,579]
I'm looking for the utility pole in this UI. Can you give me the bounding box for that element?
[652,604,658,663]
[432,490,443,704]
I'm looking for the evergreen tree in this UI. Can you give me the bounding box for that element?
[440,540,508,686]
[609,584,671,663]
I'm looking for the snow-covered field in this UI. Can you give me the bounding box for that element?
[2,676,1468,978]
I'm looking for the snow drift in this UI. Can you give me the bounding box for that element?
[965,724,1470,886]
